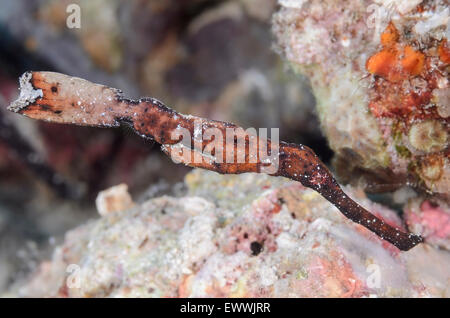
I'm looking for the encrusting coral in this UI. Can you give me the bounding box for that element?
[273,0,449,195]
[7,71,422,250]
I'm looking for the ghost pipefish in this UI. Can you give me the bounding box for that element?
[8,71,423,251]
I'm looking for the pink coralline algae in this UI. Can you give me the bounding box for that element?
[405,199,450,250]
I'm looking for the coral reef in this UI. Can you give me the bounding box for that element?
[273,0,449,195]
[11,170,450,297]
[1,0,448,298]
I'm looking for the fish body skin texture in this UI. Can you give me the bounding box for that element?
[8,71,423,251]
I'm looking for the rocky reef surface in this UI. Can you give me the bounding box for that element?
[1,0,449,299]
[9,170,450,297]
[273,0,449,195]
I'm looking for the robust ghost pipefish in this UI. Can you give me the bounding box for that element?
[8,71,423,251]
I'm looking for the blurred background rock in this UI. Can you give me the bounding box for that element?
[0,0,325,292]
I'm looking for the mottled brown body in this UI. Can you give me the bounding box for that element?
[8,71,423,251]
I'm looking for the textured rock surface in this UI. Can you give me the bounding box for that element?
[273,0,449,195]
[11,170,450,297]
